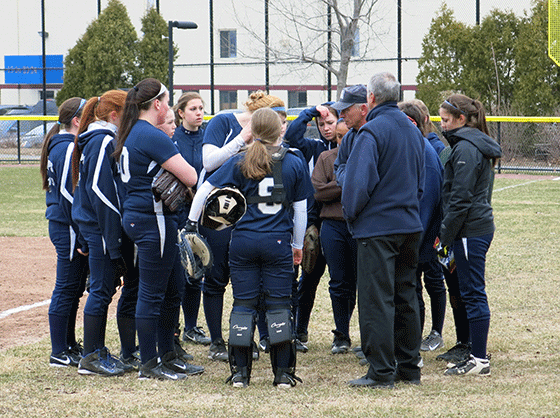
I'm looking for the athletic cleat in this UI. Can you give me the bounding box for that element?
[162,351,204,376]
[297,332,308,344]
[252,342,259,361]
[208,338,229,362]
[68,340,83,358]
[259,337,270,353]
[331,330,351,354]
[138,357,187,381]
[50,350,80,368]
[436,342,471,365]
[348,375,394,389]
[183,326,211,345]
[78,347,125,377]
[444,354,490,376]
[273,371,302,388]
[353,346,365,359]
[119,355,141,372]
[229,371,250,388]
[174,338,194,362]
[295,338,308,353]
[420,330,445,351]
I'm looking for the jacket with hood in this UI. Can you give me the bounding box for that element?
[72,121,122,260]
[439,126,502,247]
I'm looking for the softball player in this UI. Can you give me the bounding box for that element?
[310,120,357,354]
[172,92,211,345]
[200,91,287,361]
[71,90,139,377]
[284,103,338,350]
[188,107,313,387]
[41,97,89,367]
[114,78,201,380]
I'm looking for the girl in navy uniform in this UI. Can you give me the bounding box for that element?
[171,92,211,346]
[72,90,139,377]
[41,97,89,367]
[188,107,313,387]
[310,120,358,355]
[114,78,200,380]
[200,91,287,361]
[284,104,338,350]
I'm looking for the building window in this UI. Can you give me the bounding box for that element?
[351,29,360,57]
[220,90,238,110]
[40,90,55,100]
[288,91,307,108]
[220,30,237,58]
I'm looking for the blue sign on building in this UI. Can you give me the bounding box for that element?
[4,55,63,84]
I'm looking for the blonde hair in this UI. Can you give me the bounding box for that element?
[239,108,282,181]
[244,91,285,116]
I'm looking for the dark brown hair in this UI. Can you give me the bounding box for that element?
[440,94,489,135]
[40,97,85,190]
[113,78,167,161]
[174,91,204,126]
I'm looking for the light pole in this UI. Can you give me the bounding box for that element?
[168,20,198,105]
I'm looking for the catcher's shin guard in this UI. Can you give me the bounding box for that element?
[226,302,257,385]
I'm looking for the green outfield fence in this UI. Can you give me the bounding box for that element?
[2,114,560,174]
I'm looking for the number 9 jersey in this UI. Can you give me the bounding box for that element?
[205,150,313,234]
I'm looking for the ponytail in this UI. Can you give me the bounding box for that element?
[114,78,166,161]
[71,90,127,190]
[239,108,282,181]
[40,97,85,190]
[441,94,489,135]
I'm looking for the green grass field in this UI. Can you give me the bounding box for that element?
[1,166,560,417]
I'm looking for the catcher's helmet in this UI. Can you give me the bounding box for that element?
[201,186,247,231]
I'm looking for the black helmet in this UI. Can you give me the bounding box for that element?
[201,186,247,231]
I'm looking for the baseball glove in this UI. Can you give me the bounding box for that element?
[301,224,320,274]
[177,227,213,283]
[152,170,194,212]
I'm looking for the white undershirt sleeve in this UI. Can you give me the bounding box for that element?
[202,135,246,172]
[188,181,215,223]
[291,199,307,249]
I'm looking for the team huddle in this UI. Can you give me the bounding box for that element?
[41,71,501,388]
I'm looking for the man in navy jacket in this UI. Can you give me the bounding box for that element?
[342,72,425,388]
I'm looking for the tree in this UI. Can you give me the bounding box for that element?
[415,5,470,113]
[137,7,175,85]
[461,9,520,114]
[233,0,380,99]
[57,0,138,104]
[513,0,560,115]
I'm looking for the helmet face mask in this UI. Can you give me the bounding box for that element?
[202,187,247,231]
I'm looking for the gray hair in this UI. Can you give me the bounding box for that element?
[366,72,401,104]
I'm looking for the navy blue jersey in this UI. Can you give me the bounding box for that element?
[119,119,179,215]
[202,112,242,178]
[72,122,123,259]
[45,132,77,225]
[206,151,313,234]
[173,125,204,178]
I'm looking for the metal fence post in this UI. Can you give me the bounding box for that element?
[497,121,501,174]
[17,120,21,164]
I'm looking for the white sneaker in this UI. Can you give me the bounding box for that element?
[444,354,490,376]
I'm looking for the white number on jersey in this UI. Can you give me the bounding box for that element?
[257,177,282,215]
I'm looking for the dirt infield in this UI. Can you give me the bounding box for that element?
[0,173,556,352]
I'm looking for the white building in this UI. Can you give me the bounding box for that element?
[1,0,533,113]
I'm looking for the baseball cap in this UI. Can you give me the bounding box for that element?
[330,84,367,111]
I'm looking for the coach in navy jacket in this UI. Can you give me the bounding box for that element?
[343,72,425,388]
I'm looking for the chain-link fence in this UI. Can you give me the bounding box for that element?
[2,115,560,174]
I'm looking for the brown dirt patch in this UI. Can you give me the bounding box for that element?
[0,237,117,352]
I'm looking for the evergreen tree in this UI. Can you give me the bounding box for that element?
[138,7,175,86]
[56,0,138,105]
